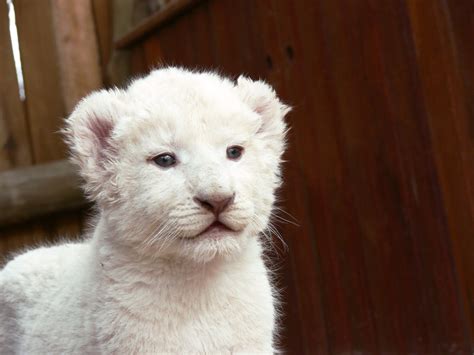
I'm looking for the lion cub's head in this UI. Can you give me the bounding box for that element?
[64,68,290,262]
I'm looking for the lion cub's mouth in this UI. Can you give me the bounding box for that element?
[193,221,236,239]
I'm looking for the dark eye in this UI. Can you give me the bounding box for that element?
[226,146,244,160]
[152,153,177,168]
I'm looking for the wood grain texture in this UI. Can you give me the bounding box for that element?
[0,209,83,267]
[14,0,66,163]
[107,0,135,87]
[0,0,32,171]
[92,0,113,82]
[407,0,474,345]
[0,160,86,226]
[0,0,91,262]
[117,0,474,352]
[51,0,103,113]
[115,0,203,49]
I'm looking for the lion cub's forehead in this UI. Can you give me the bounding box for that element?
[128,68,237,106]
[123,69,260,144]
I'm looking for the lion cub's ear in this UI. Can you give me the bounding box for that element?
[63,89,126,202]
[235,76,291,140]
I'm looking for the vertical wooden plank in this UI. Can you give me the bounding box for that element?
[44,0,99,243]
[407,0,474,346]
[142,7,192,70]
[187,1,214,69]
[51,0,103,113]
[445,0,474,344]
[108,0,134,86]
[315,0,470,353]
[92,0,113,83]
[0,0,32,170]
[205,0,245,75]
[275,0,382,353]
[14,0,66,163]
[226,2,321,352]
[251,1,330,353]
[143,35,163,69]
[130,42,148,75]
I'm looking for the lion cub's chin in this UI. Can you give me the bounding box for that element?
[173,230,252,263]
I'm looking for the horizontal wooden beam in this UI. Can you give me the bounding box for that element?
[0,160,87,227]
[115,0,203,49]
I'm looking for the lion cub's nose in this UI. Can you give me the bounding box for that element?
[194,193,235,215]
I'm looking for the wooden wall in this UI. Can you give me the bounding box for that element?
[117,0,474,353]
[0,0,105,262]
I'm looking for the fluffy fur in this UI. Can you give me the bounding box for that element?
[0,68,290,354]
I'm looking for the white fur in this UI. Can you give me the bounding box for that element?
[0,68,289,354]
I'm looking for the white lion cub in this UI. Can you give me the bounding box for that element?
[0,68,290,354]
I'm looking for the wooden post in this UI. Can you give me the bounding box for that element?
[0,160,86,227]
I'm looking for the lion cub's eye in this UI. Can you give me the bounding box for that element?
[153,153,177,168]
[226,146,244,160]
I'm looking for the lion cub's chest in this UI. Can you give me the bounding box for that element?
[95,268,274,353]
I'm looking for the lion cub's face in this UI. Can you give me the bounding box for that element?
[65,68,289,262]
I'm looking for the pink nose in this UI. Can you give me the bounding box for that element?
[193,193,235,215]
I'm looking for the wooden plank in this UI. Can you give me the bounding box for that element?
[249,1,329,353]
[0,160,86,227]
[51,0,103,113]
[407,0,474,346]
[92,0,113,83]
[1,0,90,261]
[0,0,52,263]
[0,0,32,171]
[0,209,83,266]
[130,42,148,76]
[310,1,467,352]
[107,0,135,87]
[14,0,66,163]
[274,0,382,352]
[206,0,245,75]
[187,1,215,69]
[115,0,203,49]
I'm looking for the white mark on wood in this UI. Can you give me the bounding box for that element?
[6,0,25,100]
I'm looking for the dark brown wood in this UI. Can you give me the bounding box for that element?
[407,0,474,344]
[0,209,83,266]
[112,0,474,352]
[0,160,86,226]
[115,0,203,49]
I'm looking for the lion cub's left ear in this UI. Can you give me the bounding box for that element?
[236,76,291,141]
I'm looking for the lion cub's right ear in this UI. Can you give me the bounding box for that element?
[63,89,126,202]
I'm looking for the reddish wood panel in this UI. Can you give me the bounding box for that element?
[407,0,474,345]
[124,0,474,353]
